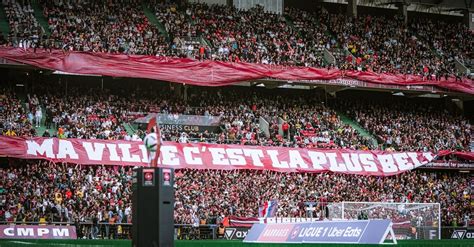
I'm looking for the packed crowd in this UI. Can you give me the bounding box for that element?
[3,0,45,49]
[0,88,35,137]
[1,1,471,78]
[1,83,471,153]
[335,96,472,152]
[1,82,377,149]
[42,0,168,54]
[185,4,308,65]
[0,161,133,230]
[413,18,473,75]
[0,161,471,228]
[326,13,439,75]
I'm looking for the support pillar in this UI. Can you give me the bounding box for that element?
[396,2,408,24]
[347,0,357,18]
[463,10,474,31]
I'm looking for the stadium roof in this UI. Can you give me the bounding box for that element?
[323,0,473,15]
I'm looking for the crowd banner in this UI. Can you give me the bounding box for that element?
[0,137,473,176]
[243,220,396,244]
[0,225,77,239]
[0,48,472,94]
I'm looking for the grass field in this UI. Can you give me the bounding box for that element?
[0,239,473,247]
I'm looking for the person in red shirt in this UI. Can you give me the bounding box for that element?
[65,189,72,199]
[282,122,289,139]
[199,46,205,60]
[251,104,257,112]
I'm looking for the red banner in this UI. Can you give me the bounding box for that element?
[2,136,473,176]
[228,216,259,228]
[0,48,472,94]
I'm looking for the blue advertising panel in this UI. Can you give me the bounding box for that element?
[243,219,394,244]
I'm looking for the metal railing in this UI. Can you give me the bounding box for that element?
[1,221,472,240]
[0,221,217,240]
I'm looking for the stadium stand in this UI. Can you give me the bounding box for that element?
[1,1,472,78]
[0,160,471,227]
[0,0,472,243]
[0,82,472,231]
[5,82,471,152]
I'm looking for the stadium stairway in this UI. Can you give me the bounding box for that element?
[18,94,47,136]
[0,4,10,37]
[31,0,50,36]
[184,10,209,48]
[283,14,295,29]
[142,3,169,38]
[284,12,333,67]
[36,104,53,137]
[123,122,136,136]
[20,93,53,136]
[201,36,213,49]
[338,112,379,148]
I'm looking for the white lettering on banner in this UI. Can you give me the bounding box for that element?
[106,144,121,161]
[342,153,363,172]
[4,228,14,236]
[227,148,246,166]
[161,146,179,166]
[139,145,149,163]
[328,227,353,237]
[422,152,434,163]
[288,150,308,169]
[299,227,324,237]
[260,217,321,224]
[267,150,289,168]
[209,148,230,165]
[307,151,326,170]
[118,144,140,163]
[0,226,75,239]
[378,154,398,173]
[17,227,34,237]
[37,228,49,236]
[0,137,449,176]
[183,147,202,165]
[393,153,413,171]
[343,227,362,237]
[26,138,55,158]
[326,153,347,172]
[406,152,422,168]
[56,140,79,159]
[52,228,69,237]
[243,149,264,167]
[82,142,105,161]
[359,154,377,172]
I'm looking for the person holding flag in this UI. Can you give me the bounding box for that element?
[258,200,279,218]
[143,115,162,167]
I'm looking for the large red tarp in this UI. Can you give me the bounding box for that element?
[0,136,472,176]
[0,47,473,94]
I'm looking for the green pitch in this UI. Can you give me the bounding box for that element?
[0,239,473,247]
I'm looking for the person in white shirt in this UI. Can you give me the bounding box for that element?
[35,108,42,127]
[178,132,189,143]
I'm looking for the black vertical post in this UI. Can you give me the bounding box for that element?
[132,167,175,247]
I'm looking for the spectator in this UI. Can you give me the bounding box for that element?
[0,160,470,228]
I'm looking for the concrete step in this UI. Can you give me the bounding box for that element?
[338,111,379,148]
[31,0,50,36]
[142,3,168,38]
[0,3,10,37]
